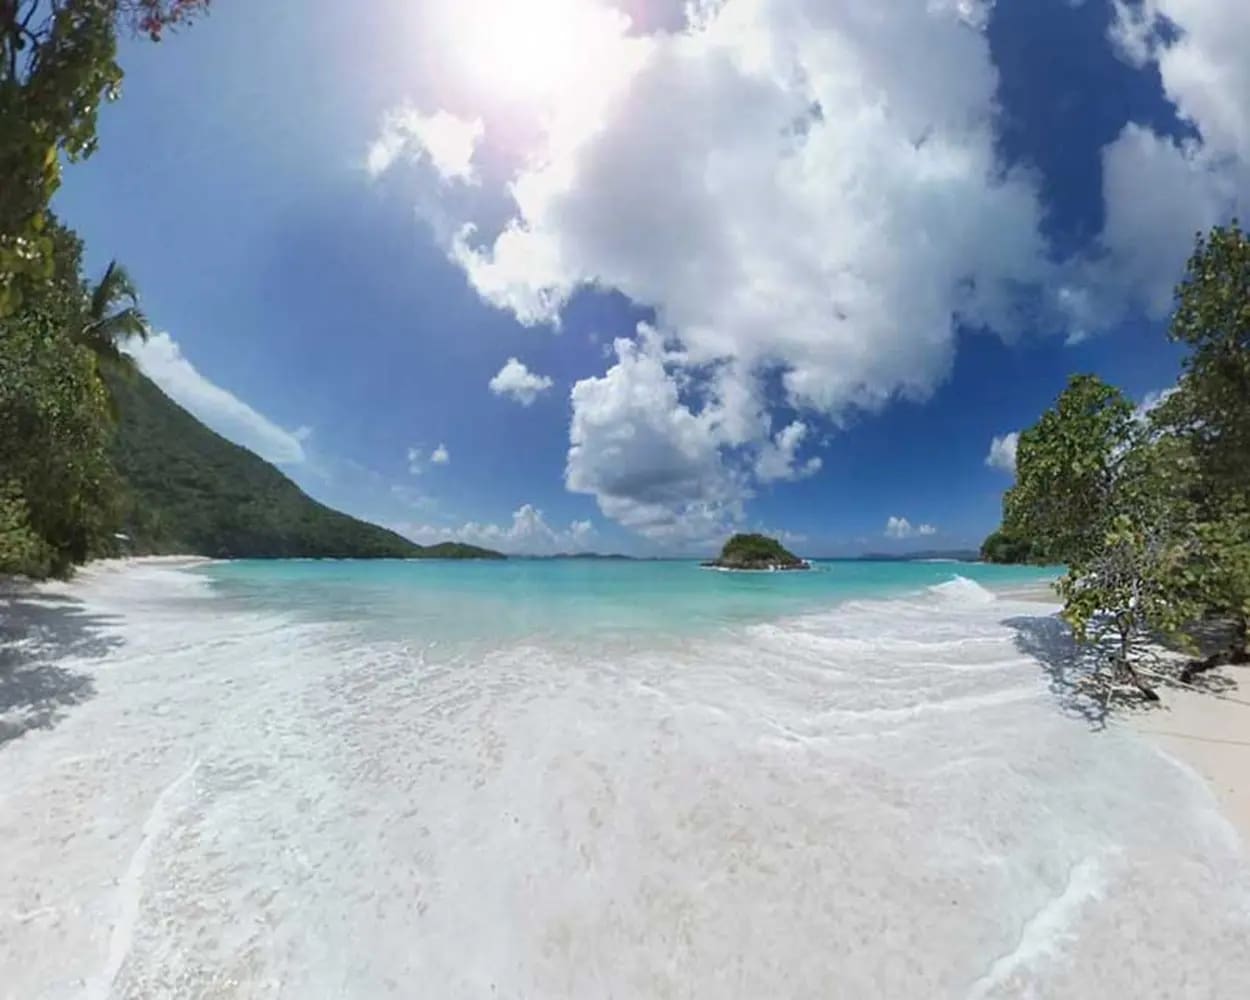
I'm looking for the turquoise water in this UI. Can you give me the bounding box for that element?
[8,559,1250,996]
[199,557,1060,642]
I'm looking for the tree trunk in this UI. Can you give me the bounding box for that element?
[1232,615,1248,665]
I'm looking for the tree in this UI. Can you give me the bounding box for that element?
[1056,432,1200,700]
[979,526,1040,565]
[1000,376,1202,701]
[1165,221,1250,495]
[75,258,148,364]
[1002,374,1135,565]
[0,305,120,576]
[1192,505,1250,663]
[1154,222,1250,661]
[0,0,209,315]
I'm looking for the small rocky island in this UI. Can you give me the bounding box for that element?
[703,533,810,571]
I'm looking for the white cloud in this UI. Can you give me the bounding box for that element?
[391,0,1052,538]
[885,516,936,540]
[1072,1,1250,327]
[566,333,745,542]
[367,107,484,183]
[985,431,1020,474]
[408,443,451,474]
[488,358,554,406]
[1111,1,1250,162]
[398,503,596,556]
[755,421,823,484]
[127,333,307,465]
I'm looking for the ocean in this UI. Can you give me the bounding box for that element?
[3,558,1249,997]
[200,557,1063,644]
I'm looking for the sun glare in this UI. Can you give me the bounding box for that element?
[448,0,620,102]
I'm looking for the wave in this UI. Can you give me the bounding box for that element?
[926,574,999,605]
[5,562,1249,997]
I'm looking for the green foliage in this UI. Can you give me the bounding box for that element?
[1162,221,1250,497]
[0,306,121,577]
[995,376,1201,686]
[1003,374,1135,566]
[0,1,209,314]
[105,368,503,560]
[75,259,149,365]
[979,527,1041,565]
[1057,434,1201,661]
[1153,223,1250,654]
[990,223,1250,678]
[1192,505,1250,659]
[712,533,804,568]
[0,482,47,577]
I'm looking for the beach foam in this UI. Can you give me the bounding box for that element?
[2,562,1249,997]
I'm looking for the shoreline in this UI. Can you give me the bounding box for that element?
[983,578,1250,851]
[1127,667,1250,849]
[3,560,1249,993]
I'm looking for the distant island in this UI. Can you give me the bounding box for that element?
[859,549,980,562]
[541,552,635,561]
[108,371,504,561]
[704,533,809,571]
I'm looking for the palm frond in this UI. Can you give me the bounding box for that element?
[77,307,150,356]
[88,260,141,323]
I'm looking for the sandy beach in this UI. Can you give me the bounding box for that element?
[3,559,1249,997]
[990,578,1250,849]
[1129,667,1250,847]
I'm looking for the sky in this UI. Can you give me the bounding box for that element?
[53,0,1249,556]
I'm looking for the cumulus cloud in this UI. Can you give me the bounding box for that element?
[488,358,554,405]
[367,107,484,183]
[885,517,936,539]
[985,431,1020,474]
[755,421,823,484]
[380,0,1054,538]
[398,503,595,556]
[127,333,308,465]
[431,443,451,464]
[566,333,746,542]
[1067,0,1250,329]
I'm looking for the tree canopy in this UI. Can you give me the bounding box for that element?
[1002,374,1135,567]
[0,0,210,314]
[985,223,1250,687]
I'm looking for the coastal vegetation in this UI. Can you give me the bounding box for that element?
[107,367,502,560]
[984,223,1250,695]
[705,533,808,571]
[0,2,500,575]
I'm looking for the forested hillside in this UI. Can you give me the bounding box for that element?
[108,370,502,561]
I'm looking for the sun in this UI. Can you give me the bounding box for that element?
[446,0,628,103]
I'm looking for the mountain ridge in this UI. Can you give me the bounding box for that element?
[106,370,503,561]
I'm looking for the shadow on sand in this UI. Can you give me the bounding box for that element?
[1004,611,1245,731]
[0,585,124,746]
[1003,613,1117,729]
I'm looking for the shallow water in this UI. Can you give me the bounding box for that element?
[2,561,1249,998]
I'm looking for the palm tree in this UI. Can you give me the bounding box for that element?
[74,260,150,365]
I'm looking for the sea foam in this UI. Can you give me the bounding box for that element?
[2,562,1248,998]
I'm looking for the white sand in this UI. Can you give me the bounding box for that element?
[3,564,1250,997]
[983,579,1250,850]
[1129,665,1250,849]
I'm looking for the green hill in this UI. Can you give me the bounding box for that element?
[106,370,503,560]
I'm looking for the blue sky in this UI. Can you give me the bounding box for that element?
[54,0,1247,555]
